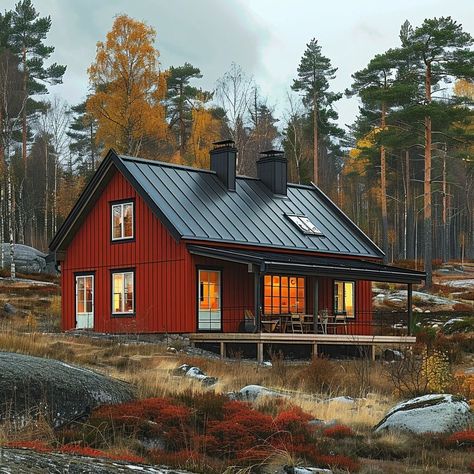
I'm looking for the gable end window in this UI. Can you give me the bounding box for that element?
[334,280,355,318]
[112,270,135,315]
[112,202,134,240]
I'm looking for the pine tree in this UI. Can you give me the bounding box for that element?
[292,38,342,186]
[166,63,208,158]
[347,51,416,262]
[67,100,101,178]
[398,17,474,287]
[9,0,66,168]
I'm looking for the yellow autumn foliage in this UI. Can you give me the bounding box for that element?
[87,15,167,158]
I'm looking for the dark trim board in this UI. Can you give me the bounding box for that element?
[188,245,426,284]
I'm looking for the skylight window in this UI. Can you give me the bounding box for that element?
[286,214,323,236]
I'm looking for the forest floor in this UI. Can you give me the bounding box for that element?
[0,264,473,473]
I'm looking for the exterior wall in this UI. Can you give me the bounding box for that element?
[60,169,374,334]
[61,170,195,333]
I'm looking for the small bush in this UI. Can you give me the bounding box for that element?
[317,453,361,472]
[297,356,338,394]
[445,430,474,449]
[322,424,355,439]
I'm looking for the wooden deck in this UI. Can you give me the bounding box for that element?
[190,332,416,362]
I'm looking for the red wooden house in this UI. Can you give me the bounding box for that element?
[50,141,424,359]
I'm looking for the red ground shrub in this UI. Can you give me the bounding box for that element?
[322,424,355,439]
[58,444,108,458]
[273,407,314,444]
[445,430,474,449]
[317,453,361,472]
[91,397,191,449]
[4,441,50,453]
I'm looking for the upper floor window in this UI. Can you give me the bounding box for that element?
[112,202,134,240]
[334,280,355,318]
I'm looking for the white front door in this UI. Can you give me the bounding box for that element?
[75,274,94,329]
[198,270,221,331]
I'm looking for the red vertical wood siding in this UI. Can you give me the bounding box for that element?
[61,169,194,333]
[60,167,374,334]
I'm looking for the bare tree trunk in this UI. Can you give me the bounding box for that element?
[22,48,27,170]
[7,166,15,279]
[53,154,58,234]
[313,90,319,186]
[44,140,49,246]
[0,181,4,269]
[380,102,389,263]
[424,61,433,288]
[442,146,448,263]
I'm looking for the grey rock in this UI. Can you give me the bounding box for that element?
[174,364,217,386]
[234,384,288,402]
[374,393,472,434]
[0,244,48,274]
[0,352,135,428]
[3,303,17,315]
[382,349,404,361]
[0,447,193,473]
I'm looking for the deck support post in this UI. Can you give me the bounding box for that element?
[220,342,226,359]
[313,278,319,333]
[371,345,376,361]
[254,270,262,332]
[257,342,264,364]
[312,343,318,358]
[407,283,413,336]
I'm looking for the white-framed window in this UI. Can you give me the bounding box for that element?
[112,271,134,315]
[334,280,355,318]
[111,202,134,240]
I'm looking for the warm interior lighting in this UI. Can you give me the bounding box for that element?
[199,271,220,310]
[264,274,305,315]
[334,280,354,317]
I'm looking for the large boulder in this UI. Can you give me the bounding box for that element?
[374,394,471,434]
[0,243,48,274]
[0,448,192,473]
[0,352,135,427]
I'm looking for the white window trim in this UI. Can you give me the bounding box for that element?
[334,280,355,318]
[111,202,134,241]
[112,271,135,315]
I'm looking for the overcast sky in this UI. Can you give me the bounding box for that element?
[5,0,474,131]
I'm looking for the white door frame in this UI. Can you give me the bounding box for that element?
[75,274,94,329]
[198,269,222,331]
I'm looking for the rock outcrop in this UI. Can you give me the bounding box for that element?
[0,352,135,427]
[374,393,471,434]
[0,448,192,473]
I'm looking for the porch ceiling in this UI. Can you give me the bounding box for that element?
[188,245,426,284]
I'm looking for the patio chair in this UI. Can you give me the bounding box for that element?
[317,310,329,334]
[334,313,348,334]
[243,310,257,333]
[289,313,304,333]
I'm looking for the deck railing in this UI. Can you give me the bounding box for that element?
[199,307,414,337]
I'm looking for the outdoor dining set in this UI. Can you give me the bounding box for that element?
[245,309,349,334]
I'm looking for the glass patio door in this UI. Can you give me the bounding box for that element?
[75,274,94,329]
[198,270,221,331]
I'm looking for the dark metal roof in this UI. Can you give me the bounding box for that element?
[188,245,426,284]
[116,153,384,258]
[50,150,384,259]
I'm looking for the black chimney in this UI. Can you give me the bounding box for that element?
[257,149,287,196]
[210,139,237,191]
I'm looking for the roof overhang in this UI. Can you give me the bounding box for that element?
[188,245,426,284]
